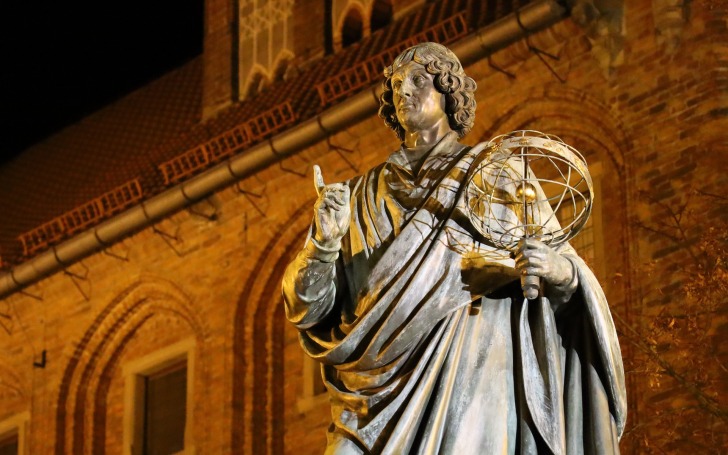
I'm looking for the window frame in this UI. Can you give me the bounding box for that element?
[549,161,605,285]
[296,354,329,413]
[122,338,196,455]
[0,411,29,455]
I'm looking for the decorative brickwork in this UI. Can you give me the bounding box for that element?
[233,202,313,455]
[17,179,143,257]
[239,0,295,40]
[0,1,724,454]
[55,278,209,455]
[159,102,296,185]
[316,13,468,105]
[238,0,295,103]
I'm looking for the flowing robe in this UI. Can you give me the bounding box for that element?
[283,132,627,454]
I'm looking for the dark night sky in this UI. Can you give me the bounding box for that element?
[1,0,204,168]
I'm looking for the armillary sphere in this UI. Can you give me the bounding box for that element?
[465,130,593,299]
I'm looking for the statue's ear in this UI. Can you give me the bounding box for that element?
[464,76,477,91]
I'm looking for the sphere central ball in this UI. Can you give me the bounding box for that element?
[516,182,537,203]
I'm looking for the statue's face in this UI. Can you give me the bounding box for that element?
[391,61,448,135]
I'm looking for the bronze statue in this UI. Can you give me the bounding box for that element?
[282,42,626,454]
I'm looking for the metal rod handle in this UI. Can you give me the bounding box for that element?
[521,274,540,300]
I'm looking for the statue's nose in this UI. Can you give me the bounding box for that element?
[398,79,414,98]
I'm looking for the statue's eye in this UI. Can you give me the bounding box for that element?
[392,80,402,90]
[413,75,426,86]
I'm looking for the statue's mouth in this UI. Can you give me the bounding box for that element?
[398,102,416,112]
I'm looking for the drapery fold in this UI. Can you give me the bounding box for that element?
[283,133,626,454]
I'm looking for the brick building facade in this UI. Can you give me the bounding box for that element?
[0,0,725,454]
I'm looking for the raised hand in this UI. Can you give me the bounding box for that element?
[312,165,351,247]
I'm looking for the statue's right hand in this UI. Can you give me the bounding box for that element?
[312,165,351,246]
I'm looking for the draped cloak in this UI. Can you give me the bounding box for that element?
[283,132,627,454]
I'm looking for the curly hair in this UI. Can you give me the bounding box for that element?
[378,42,477,140]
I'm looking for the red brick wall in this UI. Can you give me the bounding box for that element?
[203,0,234,118]
[0,1,724,454]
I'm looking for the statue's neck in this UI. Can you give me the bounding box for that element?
[402,118,452,148]
[400,129,455,175]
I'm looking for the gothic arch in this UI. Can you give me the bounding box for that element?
[232,201,314,455]
[243,64,272,99]
[334,1,369,50]
[271,49,295,83]
[54,277,210,455]
[476,83,634,323]
[477,84,628,174]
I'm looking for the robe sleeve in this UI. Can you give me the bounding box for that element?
[282,230,342,330]
[545,253,580,312]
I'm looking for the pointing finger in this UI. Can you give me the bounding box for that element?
[313,165,325,196]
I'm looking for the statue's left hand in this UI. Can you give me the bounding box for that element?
[514,239,573,286]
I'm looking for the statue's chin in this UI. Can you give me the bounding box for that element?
[397,114,416,130]
[399,118,428,136]
[398,112,451,140]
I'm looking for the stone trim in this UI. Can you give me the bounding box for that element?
[121,338,197,455]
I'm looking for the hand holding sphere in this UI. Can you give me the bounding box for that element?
[465,130,593,299]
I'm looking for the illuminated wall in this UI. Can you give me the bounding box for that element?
[0,1,724,454]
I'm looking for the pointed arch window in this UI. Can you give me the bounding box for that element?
[552,162,605,283]
[245,71,270,99]
[341,8,364,48]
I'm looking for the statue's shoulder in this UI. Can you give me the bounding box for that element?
[343,158,394,195]
[470,141,494,155]
[353,158,390,181]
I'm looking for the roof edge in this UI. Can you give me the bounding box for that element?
[0,0,567,300]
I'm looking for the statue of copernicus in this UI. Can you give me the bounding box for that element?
[282,42,626,455]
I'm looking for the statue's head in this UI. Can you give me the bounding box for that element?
[379,42,477,141]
